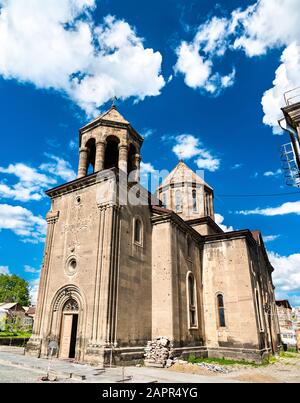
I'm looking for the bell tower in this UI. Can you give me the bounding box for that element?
[27,105,151,366]
[77,105,143,180]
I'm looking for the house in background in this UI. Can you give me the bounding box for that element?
[276,300,297,349]
[0,303,26,331]
[292,307,300,351]
[23,307,36,330]
[292,307,300,329]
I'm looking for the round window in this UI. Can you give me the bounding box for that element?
[69,259,77,271]
[65,257,78,277]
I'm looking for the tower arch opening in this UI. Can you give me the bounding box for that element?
[86,138,96,175]
[104,136,120,170]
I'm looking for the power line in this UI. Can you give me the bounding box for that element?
[216,191,300,198]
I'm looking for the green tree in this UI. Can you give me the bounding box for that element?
[0,274,31,306]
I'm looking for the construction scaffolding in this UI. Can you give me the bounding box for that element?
[281,142,300,187]
[278,87,300,188]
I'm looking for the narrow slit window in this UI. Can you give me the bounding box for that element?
[188,274,197,328]
[187,236,192,258]
[192,190,197,212]
[175,190,182,213]
[134,218,142,245]
[217,294,226,328]
[256,290,263,331]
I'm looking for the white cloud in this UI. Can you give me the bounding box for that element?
[269,251,300,295]
[24,265,40,274]
[69,140,78,151]
[0,163,56,202]
[172,134,220,172]
[173,135,200,159]
[142,129,156,139]
[175,42,212,89]
[0,164,53,185]
[140,162,156,175]
[232,0,300,57]
[215,213,234,232]
[0,266,10,275]
[264,169,282,177]
[0,204,46,243]
[261,43,300,133]
[234,1,300,133]
[263,235,280,243]
[0,156,75,243]
[174,16,235,95]
[175,0,300,132]
[40,154,76,182]
[0,155,76,202]
[231,163,243,170]
[0,182,42,202]
[0,1,165,116]
[237,200,300,216]
[29,278,40,305]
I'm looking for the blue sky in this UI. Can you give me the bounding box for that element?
[0,0,300,305]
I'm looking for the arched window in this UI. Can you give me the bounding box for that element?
[192,189,197,212]
[187,273,198,328]
[217,294,226,328]
[104,136,119,170]
[134,218,143,246]
[175,190,182,213]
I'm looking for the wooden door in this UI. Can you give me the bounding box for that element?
[60,314,73,359]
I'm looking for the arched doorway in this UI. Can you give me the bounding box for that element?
[59,299,79,359]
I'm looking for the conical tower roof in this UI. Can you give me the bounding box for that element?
[159,161,213,190]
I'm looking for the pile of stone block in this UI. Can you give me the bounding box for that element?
[144,337,174,368]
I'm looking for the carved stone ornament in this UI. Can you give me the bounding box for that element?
[63,299,79,312]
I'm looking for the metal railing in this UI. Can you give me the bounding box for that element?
[284,87,300,106]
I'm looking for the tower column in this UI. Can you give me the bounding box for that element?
[26,211,59,358]
[78,147,88,178]
[95,141,106,172]
[133,153,142,182]
[119,144,128,173]
[96,204,120,346]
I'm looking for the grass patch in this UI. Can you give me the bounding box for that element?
[187,354,273,367]
[280,351,299,359]
[0,332,31,339]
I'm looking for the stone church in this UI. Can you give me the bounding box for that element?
[27,106,281,365]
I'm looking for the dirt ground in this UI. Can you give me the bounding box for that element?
[168,353,300,383]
